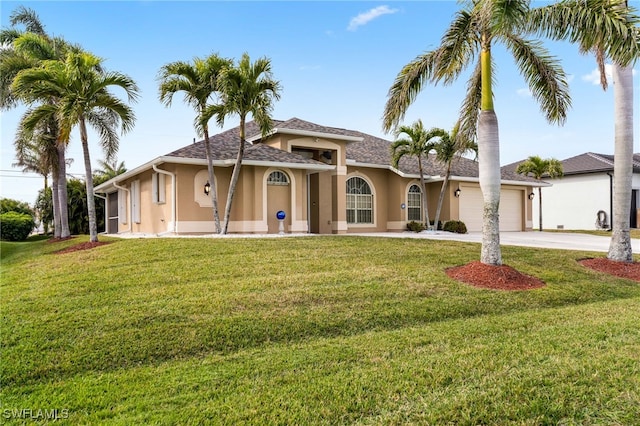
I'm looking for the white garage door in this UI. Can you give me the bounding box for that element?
[459,187,523,232]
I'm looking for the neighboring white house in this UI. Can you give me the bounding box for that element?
[503,152,640,230]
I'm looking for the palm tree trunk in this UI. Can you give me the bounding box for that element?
[51,170,60,238]
[479,42,502,265]
[538,186,543,232]
[222,116,246,235]
[203,127,221,234]
[79,117,98,242]
[433,161,452,231]
[57,143,71,238]
[478,109,502,266]
[418,156,431,228]
[607,63,633,262]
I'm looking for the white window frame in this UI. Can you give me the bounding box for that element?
[346,176,373,224]
[267,170,290,186]
[407,184,422,222]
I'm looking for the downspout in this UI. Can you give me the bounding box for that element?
[607,172,613,230]
[113,181,132,233]
[94,193,107,234]
[307,173,311,234]
[153,163,176,234]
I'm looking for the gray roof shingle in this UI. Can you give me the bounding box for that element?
[165,117,535,181]
[503,152,640,178]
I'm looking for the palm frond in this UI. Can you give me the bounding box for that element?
[504,34,571,125]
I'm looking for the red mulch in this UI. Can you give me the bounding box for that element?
[579,258,640,282]
[446,261,546,291]
[46,236,76,244]
[55,241,110,254]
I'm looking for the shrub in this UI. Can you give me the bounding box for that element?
[406,221,426,232]
[0,198,34,216]
[1,212,36,241]
[443,220,468,234]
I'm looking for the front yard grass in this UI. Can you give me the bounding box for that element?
[1,236,639,424]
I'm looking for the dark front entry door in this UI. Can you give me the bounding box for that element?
[108,192,118,233]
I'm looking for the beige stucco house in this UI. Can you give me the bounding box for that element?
[95,117,537,235]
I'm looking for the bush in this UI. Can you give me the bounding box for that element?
[1,212,36,241]
[0,198,34,216]
[443,220,468,234]
[406,221,426,232]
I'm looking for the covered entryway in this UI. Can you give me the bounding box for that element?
[459,187,523,232]
[266,170,292,233]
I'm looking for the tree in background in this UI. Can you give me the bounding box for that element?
[158,54,232,234]
[527,0,639,262]
[383,0,633,266]
[94,158,127,186]
[390,120,445,228]
[207,53,281,234]
[0,6,75,239]
[516,155,563,231]
[12,51,139,242]
[432,123,477,231]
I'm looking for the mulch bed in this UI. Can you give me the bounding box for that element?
[579,258,640,282]
[446,261,546,291]
[46,236,76,243]
[55,241,110,254]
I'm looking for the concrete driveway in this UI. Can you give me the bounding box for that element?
[350,231,640,254]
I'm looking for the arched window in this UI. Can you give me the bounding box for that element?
[267,170,290,185]
[346,176,373,224]
[407,184,422,221]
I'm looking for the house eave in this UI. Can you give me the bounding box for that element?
[249,128,363,143]
[94,155,334,193]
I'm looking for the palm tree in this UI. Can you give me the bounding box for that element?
[515,156,563,232]
[527,0,639,262]
[382,0,631,265]
[208,53,281,235]
[432,124,477,231]
[12,51,139,242]
[1,8,77,239]
[158,54,232,234]
[13,114,60,234]
[94,158,127,186]
[390,120,445,228]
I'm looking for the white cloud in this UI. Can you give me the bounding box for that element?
[516,88,532,98]
[347,5,399,32]
[582,64,613,85]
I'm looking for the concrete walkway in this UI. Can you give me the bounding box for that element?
[350,231,640,254]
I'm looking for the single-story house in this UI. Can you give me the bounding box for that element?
[503,152,640,230]
[95,117,538,235]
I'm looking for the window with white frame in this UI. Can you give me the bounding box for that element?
[152,172,166,204]
[267,170,290,185]
[346,176,373,224]
[407,184,422,221]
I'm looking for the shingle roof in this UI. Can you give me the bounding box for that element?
[503,152,640,178]
[165,117,534,181]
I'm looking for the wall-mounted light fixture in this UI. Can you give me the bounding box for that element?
[204,181,211,195]
[454,188,461,198]
[528,192,535,200]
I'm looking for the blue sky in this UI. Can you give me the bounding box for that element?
[1,0,638,204]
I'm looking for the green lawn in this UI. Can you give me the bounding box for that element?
[1,236,639,425]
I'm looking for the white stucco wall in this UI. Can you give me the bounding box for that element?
[534,172,640,230]
[533,173,611,230]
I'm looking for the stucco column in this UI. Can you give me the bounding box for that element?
[332,165,348,234]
